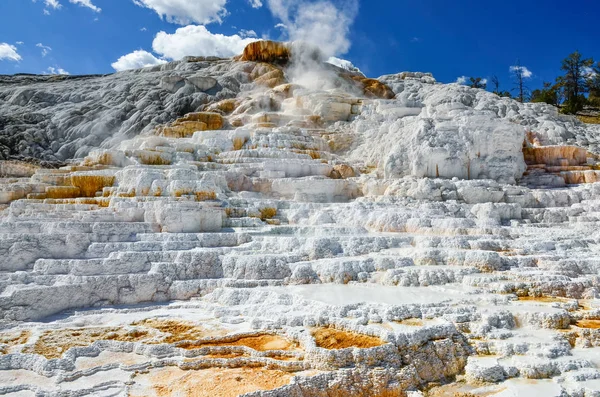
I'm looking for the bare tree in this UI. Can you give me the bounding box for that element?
[511,59,529,103]
[491,75,500,94]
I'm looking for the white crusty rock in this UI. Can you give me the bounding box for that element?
[1,41,600,396]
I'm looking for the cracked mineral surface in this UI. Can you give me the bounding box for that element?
[1,41,600,396]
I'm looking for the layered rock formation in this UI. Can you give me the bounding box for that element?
[1,41,600,396]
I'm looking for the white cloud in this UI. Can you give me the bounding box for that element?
[239,29,257,38]
[510,65,533,79]
[36,43,52,57]
[16,41,24,45]
[248,0,263,8]
[152,25,257,60]
[0,43,22,62]
[141,27,148,31]
[32,0,62,13]
[111,50,167,71]
[132,0,228,25]
[456,76,487,86]
[44,0,62,9]
[45,66,69,75]
[32,0,62,11]
[69,0,101,12]
[265,0,359,57]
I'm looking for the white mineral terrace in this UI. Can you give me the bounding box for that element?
[1,42,600,396]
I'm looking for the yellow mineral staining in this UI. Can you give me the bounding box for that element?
[96,152,113,165]
[205,98,239,115]
[229,117,245,128]
[135,319,225,344]
[517,296,569,304]
[138,152,171,166]
[254,68,286,88]
[291,142,309,150]
[130,366,293,397]
[195,191,217,202]
[578,114,600,124]
[61,198,110,207]
[259,207,277,221]
[308,150,321,160]
[225,207,246,218]
[307,115,323,126]
[135,320,298,353]
[272,83,298,99]
[347,75,396,100]
[311,327,385,350]
[525,131,542,146]
[45,186,81,199]
[25,327,151,359]
[240,40,291,64]
[523,145,587,166]
[117,189,136,198]
[179,333,298,352]
[177,112,223,130]
[0,330,31,354]
[27,193,47,200]
[326,133,354,153]
[575,320,600,329]
[160,122,208,138]
[232,136,247,151]
[291,148,321,158]
[158,112,224,138]
[397,318,425,327]
[75,351,147,372]
[522,144,600,185]
[329,164,356,179]
[69,175,115,197]
[561,171,600,184]
[426,382,504,397]
[173,189,216,200]
[82,152,114,166]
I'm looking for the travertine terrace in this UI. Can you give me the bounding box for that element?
[1,41,600,396]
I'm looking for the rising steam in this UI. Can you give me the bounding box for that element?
[266,0,359,59]
[265,0,360,92]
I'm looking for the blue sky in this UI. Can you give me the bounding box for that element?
[0,0,598,92]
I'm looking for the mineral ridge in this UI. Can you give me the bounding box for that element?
[1,41,600,396]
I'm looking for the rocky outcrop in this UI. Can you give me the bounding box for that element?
[240,40,291,64]
[524,145,588,166]
[0,59,245,162]
[349,76,528,184]
[157,112,224,138]
[522,144,600,186]
[2,41,600,396]
[348,75,396,99]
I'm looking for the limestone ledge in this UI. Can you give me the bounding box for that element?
[1,41,600,396]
